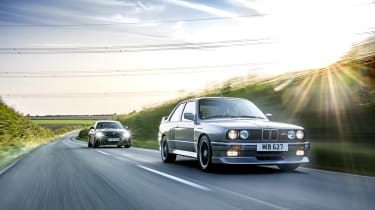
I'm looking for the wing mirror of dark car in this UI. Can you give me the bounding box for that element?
[88,127,95,134]
[184,113,195,121]
[265,113,272,120]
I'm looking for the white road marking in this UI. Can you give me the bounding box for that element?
[97,150,111,156]
[0,156,25,177]
[137,165,211,191]
[68,140,85,146]
[207,184,290,210]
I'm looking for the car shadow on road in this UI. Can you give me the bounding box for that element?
[174,159,308,175]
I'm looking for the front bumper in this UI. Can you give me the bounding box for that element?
[210,141,310,165]
[97,138,130,146]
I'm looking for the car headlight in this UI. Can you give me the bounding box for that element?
[95,132,104,138]
[227,130,238,140]
[122,131,130,139]
[287,130,295,139]
[296,130,304,140]
[239,130,249,140]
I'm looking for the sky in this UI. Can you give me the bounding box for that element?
[0,0,374,115]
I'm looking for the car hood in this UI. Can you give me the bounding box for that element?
[200,119,303,130]
[96,128,126,133]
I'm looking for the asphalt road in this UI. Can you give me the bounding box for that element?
[0,132,374,210]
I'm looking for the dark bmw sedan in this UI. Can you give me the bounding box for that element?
[88,120,131,148]
[158,97,310,171]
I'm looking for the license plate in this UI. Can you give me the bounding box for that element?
[257,143,288,151]
[107,138,119,142]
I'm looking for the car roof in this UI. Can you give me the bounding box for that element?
[95,120,120,123]
[181,97,246,103]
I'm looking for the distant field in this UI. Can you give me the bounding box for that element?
[32,119,96,125]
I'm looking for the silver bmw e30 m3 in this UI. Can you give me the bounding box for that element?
[158,97,310,172]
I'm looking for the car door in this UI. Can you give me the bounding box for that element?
[175,101,196,152]
[167,103,186,150]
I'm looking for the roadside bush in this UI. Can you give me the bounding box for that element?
[78,127,89,140]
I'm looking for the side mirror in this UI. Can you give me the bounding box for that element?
[161,116,168,122]
[184,113,195,121]
[265,113,272,120]
[88,127,95,134]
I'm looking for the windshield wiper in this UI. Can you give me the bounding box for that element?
[203,115,231,119]
[203,115,265,119]
[231,115,265,119]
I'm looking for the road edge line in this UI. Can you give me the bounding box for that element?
[0,155,27,177]
[0,133,71,177]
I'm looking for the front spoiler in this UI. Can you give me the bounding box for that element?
[210,141,310,165]
[212,156,309,164]
[97,138,130,146]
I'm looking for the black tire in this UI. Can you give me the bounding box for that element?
[161,137,176,163]
[124,140,132,148]
[88,139,92,148]
[198,136,213,172]
[278,164,299,171]
[93,139,99,148]
[117,145,122,148]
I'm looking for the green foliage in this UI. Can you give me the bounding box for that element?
[78,127,90,141]
[0,101,54,142]
[116,66,375,145]
[131,139,159,150]
[114,102,181,141]
[54,126,82,135]
[32,119,96,125]
[309,141,375,176]
[0,101,79,170]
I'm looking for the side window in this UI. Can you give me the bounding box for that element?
[169,103,185,122]
[182,102,196,121]
[96,123,103,129]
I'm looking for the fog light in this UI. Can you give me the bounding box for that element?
[227,150,239,157]
[296,150,304,156]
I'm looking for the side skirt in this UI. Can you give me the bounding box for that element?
[171,149,197,159]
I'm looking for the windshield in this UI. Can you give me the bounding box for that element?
[198,98,266,120]
[96,122,123,129]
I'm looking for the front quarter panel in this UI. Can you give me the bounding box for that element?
[194,123,227,142]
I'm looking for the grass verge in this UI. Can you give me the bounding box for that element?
[0,137,58,171]
[31,119,96,125]
[306,141,375,176]
[131,139,158,150]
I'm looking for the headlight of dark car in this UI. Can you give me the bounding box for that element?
[122,131,131,139]
[95,132,104,139]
